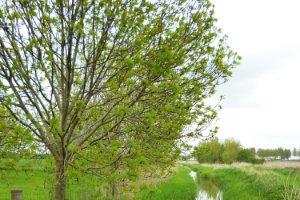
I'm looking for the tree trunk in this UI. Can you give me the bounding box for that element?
[55,159,67,200]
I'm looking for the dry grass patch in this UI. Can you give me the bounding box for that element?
[261,161,300,169]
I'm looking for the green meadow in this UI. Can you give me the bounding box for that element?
[2,159,300,200]
[0,159,103,200]
[0,159,197,200]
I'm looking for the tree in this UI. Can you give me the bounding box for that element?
[279,148,291,160]
[0,0,239,199]
[293,147,297,157]
[222,139,241,164]
[257,148,291,160]
[194,137,223,163]
[237,148,255,163]
[249,147,256,157]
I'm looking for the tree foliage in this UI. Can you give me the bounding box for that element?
[221,138,241,164]
[237,148,255,163]
[292,147,300,157]
[293,147,297,156]
[257,148,291,160]
[0,0,240,199]
[195,138,292,164]
[0,106,37,160]
[193,137,223,163]
[194,138,260,164]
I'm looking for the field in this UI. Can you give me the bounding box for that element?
[2,159,300,200]
[0,159,103,200]
[0,159,197,200]
[188,161,300,200]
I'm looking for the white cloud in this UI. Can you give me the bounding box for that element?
[212,0,300,55]
[209,0,300,149]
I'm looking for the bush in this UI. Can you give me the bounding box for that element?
[251,158,265,164]
[237,149,255,163]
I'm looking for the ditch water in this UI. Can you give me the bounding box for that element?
[189,171,223,200]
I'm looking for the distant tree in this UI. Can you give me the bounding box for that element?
[249,147,256,156]
[257,148,291,160]
[257,149,271,158]
[292,147,298,156]
[257,149,272,159]
[282,148,291,160]
[194,139,265,164]
[237,148,255,163]
[277,147,284,159]
[257,149,264,158]
[222,139,241,164]
[194,138,223,163]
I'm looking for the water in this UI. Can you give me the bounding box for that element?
[189,171,223,200]
[190,171,197,181]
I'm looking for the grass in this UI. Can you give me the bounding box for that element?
[0,159,197,200]
[0,169,105,200]
[5,159,300,200]
[3,159,300,200]
[0,159,107,200]
[189,164,300,200]
[136,166,197,200]
[0,170,50,199]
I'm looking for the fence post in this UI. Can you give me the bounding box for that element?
[11,190,22,200]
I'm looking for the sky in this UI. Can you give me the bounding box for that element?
[208,0,300,149]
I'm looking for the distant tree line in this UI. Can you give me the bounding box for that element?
[292,148,300,157]
[193,138,292,164]
[193,138,261,164]
[257,148,291,160]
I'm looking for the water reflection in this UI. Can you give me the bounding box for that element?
[190,171,197,181]
[189,171,223,200]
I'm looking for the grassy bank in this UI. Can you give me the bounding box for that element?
[136,166,197,200]
[190,164,300,200]
[0,159,197,199]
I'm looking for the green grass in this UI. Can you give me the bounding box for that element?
[0,160,197,200]
[0,170,50,199]
[136,166,197,200]
[0,169,105,200]
[4,159,300,200]
[189,165,300,200]
[0,159,107,200]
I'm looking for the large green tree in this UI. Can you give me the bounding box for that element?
[0,0,239,199]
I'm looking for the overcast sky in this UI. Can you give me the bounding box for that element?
[209,0,300,149]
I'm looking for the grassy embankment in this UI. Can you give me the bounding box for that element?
[189,163,300,200]
[0,159,197,200]
[136,166,197,200]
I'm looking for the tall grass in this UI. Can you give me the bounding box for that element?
[136,166,197,200]
[190,165,300,200]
